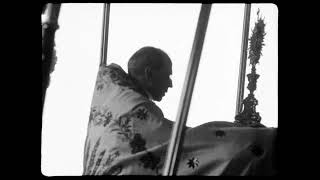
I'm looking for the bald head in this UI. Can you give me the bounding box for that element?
[127,46,173,101]
[128,46,171,77]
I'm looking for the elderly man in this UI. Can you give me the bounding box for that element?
[83,46,277,175]
[83,46,176,175]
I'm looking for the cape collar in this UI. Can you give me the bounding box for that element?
[108,63,153,100]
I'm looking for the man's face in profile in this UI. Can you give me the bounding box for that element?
[148,59,173,101]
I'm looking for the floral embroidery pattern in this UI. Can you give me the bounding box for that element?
[103,165,123,175]
[101,151,121,175]
[110,108,162,172]
[111,116,132,141]
[140,152,161,170]
[89,107,113,127]
[96,80,105,92]
[95,68,111,92]
[86,137,101,175]
[89,107,97,123]
[103,112,112,127]
[91,150,106,175]
[108,67,134,88]
[96,84,104,91]
[102,69,109,76]
[86,64,164,175]
[102,65,149,98]
[129,133,161,171]
[102,151,120,169]
[83,139,91,174]
[129,133,146,154]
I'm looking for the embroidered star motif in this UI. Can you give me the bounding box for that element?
[97,84,104,91]
[215,130,226,137]
[187,157,199,169]
[103,112,112,127]
[129,133,146,154]
[136,108,148,120]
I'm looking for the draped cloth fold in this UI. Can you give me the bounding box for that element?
[83,63,277,176]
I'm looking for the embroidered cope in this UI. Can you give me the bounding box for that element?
[83,63,277,175]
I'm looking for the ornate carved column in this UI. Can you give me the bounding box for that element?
[235,9,266,128]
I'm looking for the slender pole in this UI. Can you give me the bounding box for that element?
[100,3,110,67]
[235,4,251,116]
[42,3,61,115]
[162,4,211,176]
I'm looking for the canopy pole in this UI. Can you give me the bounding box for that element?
[162,4,211,176]
[100,3,110,67]
[235,4,251,116]
[42,3,61,115]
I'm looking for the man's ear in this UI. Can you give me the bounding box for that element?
[145,67,152,83]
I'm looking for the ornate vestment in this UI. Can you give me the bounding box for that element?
[83,63,277,175]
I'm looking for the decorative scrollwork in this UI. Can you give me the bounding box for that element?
[235,9,266,128]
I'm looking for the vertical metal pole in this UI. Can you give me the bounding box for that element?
[100,3,110,67]
[235,4,251,116]
[162,4,211,176]
[42,3,61,116]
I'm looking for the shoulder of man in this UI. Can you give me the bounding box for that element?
[131,101,164,121]
[131,101,175,132]
[129,101,175,145]
[99,63,136,88]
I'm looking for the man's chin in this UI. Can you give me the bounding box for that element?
[154,97,162,102]
[153,95,163,102]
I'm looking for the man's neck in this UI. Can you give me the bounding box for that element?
[128,75,153,101]
[143,88,153,100]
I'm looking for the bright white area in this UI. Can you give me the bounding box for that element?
[41,3,278,176]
